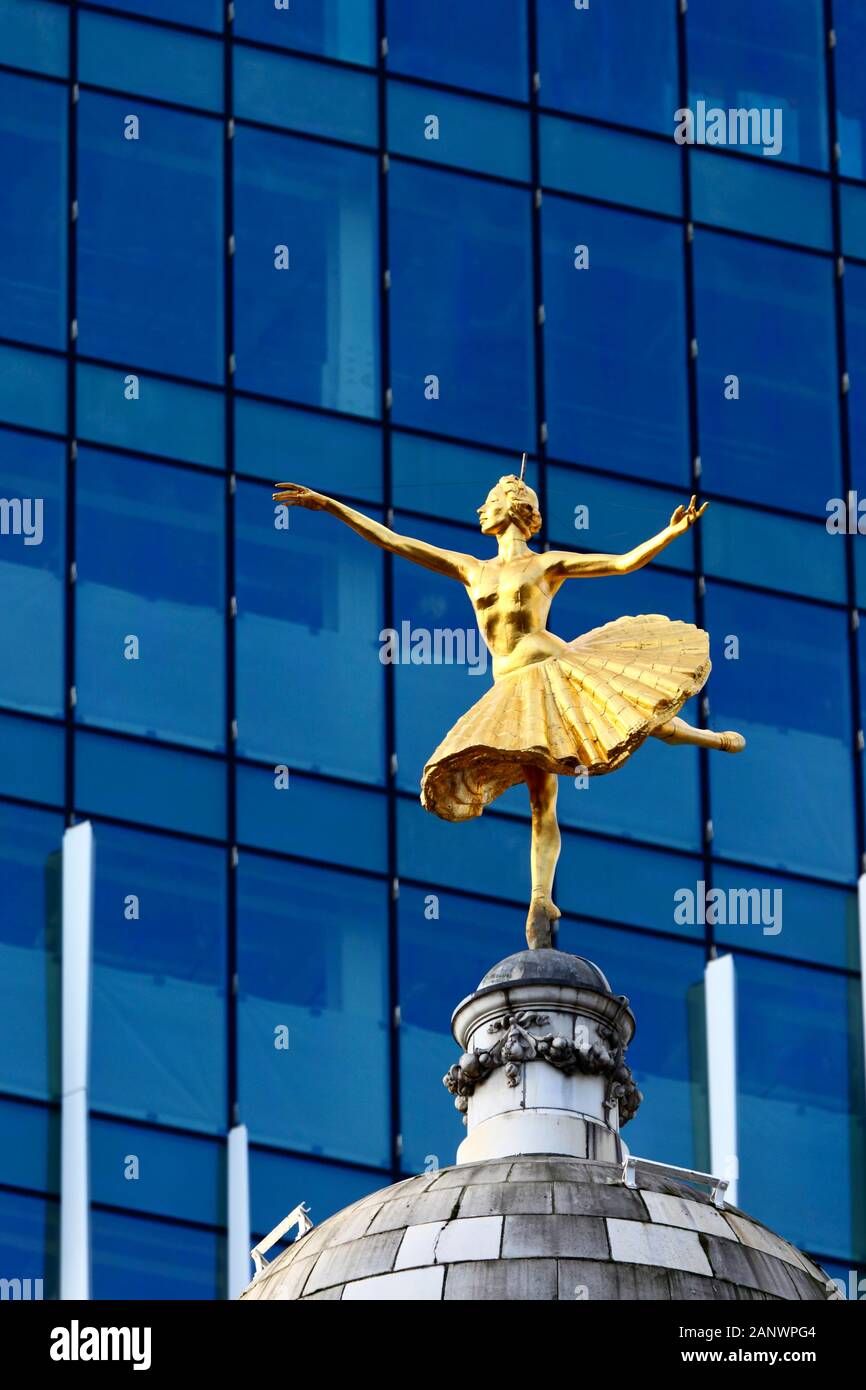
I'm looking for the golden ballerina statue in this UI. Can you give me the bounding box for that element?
[274,461,745,950]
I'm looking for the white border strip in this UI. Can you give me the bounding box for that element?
[227,1124,251,1299]
[60,821,94,1300]
[705,952,739,1208]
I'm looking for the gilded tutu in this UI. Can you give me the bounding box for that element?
[274,464,744,949]
[421,612,713,822]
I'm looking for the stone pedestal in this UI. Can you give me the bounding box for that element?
[443,949,642,1164]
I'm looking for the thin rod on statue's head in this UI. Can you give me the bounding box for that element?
[520,452,526,481]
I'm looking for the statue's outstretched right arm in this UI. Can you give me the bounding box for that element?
[273,483,478,582]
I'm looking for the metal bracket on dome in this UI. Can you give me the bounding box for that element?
[623,1156,730,1208]
[250,1201,313,1275]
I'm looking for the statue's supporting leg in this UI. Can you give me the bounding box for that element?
[524,768,562,950]
[652,716,745,753]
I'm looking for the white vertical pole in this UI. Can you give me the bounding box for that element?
[705,952,739,1208]
[60,821,94,1300]
[227,1124,251,1299]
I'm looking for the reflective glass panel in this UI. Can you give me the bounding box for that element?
[77,92,224,382]
[0,72,67,348]
[233,126,379,418]
[542,196,689,484]
[389,163,535,450]
[76,451,225,750]
[90,822,227,1133]
[237,855,390,1167]
[235,478,385,783]
[693,231,840,514]
[0,428,65,717]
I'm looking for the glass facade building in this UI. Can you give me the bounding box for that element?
[0,0,864,1298]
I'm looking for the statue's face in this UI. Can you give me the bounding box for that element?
[477,486,511,535]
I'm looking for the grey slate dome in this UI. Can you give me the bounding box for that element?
[474,948,612,995]
[240,949,839,1302]
[240,1155,838,1302]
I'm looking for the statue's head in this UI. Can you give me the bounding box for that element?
[477,475,542,539]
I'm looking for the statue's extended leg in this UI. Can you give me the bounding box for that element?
[652,716,745,753]
[525,768,561,950]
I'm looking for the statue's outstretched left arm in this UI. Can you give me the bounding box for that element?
[544,496,708,580]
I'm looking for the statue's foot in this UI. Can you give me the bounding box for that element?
[526,894,559,950]
[718,731,746,753]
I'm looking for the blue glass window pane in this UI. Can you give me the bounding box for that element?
[388,81,530,183]
[546,466,691,573]
[704,584,855,883]
[103,0,224,30]
[691,151,832,250]
[702,500,845,604]
[76,362,224,470]
[235,45,376,145]
[389,164,534,449]
[0,715,64,806]
[687,0,828,170]
[392,513,494,796]
[76,731,227,839]
[0,429,65,716]
[556,834,704,943]
[0,1189,58,1299]
[79,12,223,112]
[540,116,682,218]
[90,823,227,1133]
[694,232,840,514]
[0,802,62,1101]
[0,72,66,348]
[841,181,866,260]
[91,1119,223,1225]
[550,569,701,851]
[235,479,385,783]
[386,0,527,100]
[537,0,677,134]
[736,955,866,1261]
[713,866,858,971]
[557,920,707,1171]
[77,93,224,382]
[0,344,65,433]
[0,0,68,77]
[234,0,376,67]
[238,856,390,1167]
[399,888,525,1173]
[542,196,689,484]
[237,763,387,873]
[0,1096,57,1193]
[250,1149,384,1240]
[91,1209,224,1299]
[76,451,225,750]
[235,395,382,504]
[233,127,379,418]
[391,434,521,524]
[397,794,531,906]
[833,0,866,179]
[845,263,866,501]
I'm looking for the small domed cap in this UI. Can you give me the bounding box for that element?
[477,948,612,996]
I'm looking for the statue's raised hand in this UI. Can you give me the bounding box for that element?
[668,495,708,537]
[272,482,327,510]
